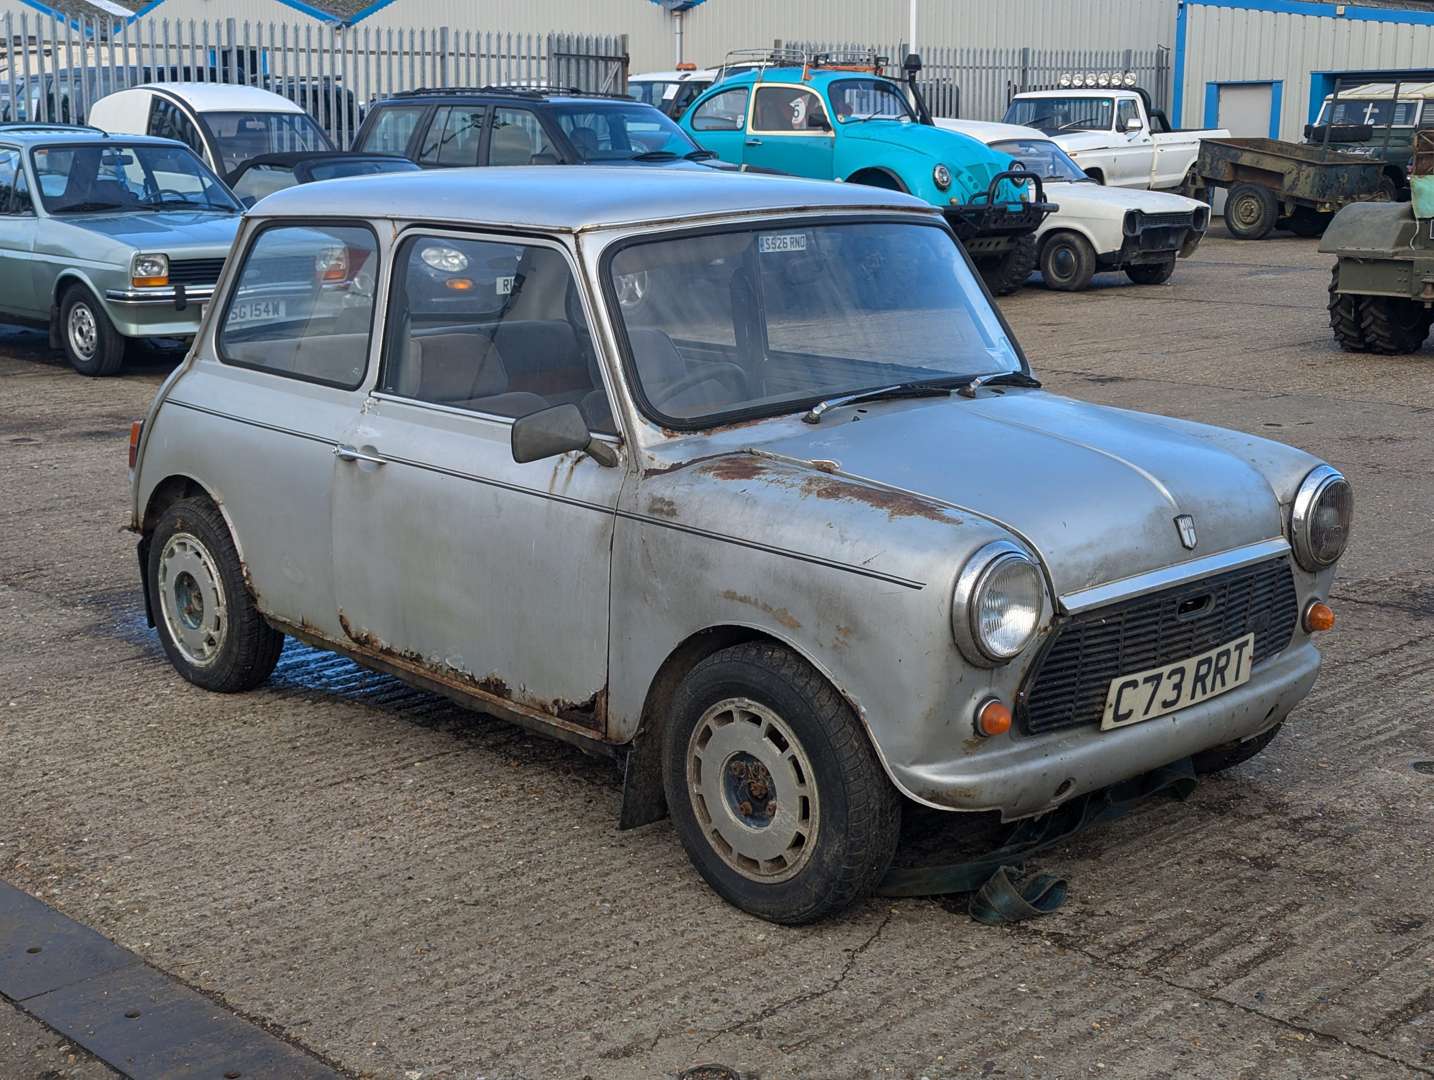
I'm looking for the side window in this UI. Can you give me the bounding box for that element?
[0,149,20,214]
[380,234,614,434]
[417,105,484,167]
[363,104,426,156]
[232,164,298,204]
[218,224,379,389]
[691,87,748,131]
[752,86,828,132]
[1116,99,1141,130]
[147,98,203,154]
[488,108,558,165]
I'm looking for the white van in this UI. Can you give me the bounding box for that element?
[87,83,334,183]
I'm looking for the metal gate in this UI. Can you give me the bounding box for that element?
[0,14,629,147]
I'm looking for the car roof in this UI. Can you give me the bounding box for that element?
[631,69,718,82]
[1012,88,1136,100]
[718,67,896,88]
[0,124,194,147]
[130,82,307,113]
[1326,80,1433,100]
[250,165,934,231]
[373,86,637,107]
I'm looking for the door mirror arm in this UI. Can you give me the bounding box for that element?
[511,402,619,467]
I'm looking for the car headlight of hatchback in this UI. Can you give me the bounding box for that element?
[1290,465,1353,571]
[130,253,169,288]
[933,163,952,190]
[953,540,1045,665]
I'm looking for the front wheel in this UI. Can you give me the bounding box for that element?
[1192,723,1282,775]
[1125,257,1176,286]
[1039,232,1097,291]
[1328,265,1368,352]
[1360,296,1433,355]
[60,284,126,376]
[1224,183,1278,240]
[978,232,1038,297]
[663,642,901,924]
[148,497,285,693]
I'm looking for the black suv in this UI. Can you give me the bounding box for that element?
[351,86,720,169]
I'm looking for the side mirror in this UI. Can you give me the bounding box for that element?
[1125,116,1144,133]
[511,403,618,467]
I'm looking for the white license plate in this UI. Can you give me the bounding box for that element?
[759,232,808,253]
[1101,633,1255,731]
[227,298,287,326]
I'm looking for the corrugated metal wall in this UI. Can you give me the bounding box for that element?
[1179,2,1434,140]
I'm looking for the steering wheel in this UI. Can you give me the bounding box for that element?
[150,188,196,204]
[652,361,749,409]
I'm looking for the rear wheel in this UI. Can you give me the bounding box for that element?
[979,232,1038,296]
[1328,266,1369,352]
[1038,232,1097,291]
[1192,723,1282,775]
[148,497,285,692]
[60,284,126,376]
[1359,296,1433,355]
[1125,257,1176,286]
[662,642,901,924]
[1224,183,1278,240]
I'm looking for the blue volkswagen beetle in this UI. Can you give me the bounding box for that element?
[680,52,1055,294]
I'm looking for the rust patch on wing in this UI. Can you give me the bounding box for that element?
[646,495,680,519]
[553,687,606,731]
[798,475,954,523]
[721,589,802,631]
[701,455,770,482]
[475,674,512,700]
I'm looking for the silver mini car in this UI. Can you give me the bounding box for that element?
[128,168,1351,923]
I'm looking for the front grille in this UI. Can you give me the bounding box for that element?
[1135,211,1195,229]
[1019,557,1300,736]
[167,258,226,286]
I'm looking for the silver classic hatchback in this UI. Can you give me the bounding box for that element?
[128,167,1351,923]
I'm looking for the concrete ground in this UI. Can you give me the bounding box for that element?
[1,228,1431,1080]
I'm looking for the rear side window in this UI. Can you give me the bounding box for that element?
[147,98,204,154]
[417,105,485,166]
[691,87,748,131]
[361,104,425,155]
[218,223,379,389]
[231,163,298,204]
[0,148,23,214]
[488,108,558,165]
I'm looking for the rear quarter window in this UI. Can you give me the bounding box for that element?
[217,222,379,389]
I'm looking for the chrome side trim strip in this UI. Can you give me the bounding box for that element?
[1059,537,1292,615]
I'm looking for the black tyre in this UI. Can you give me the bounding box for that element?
[1328,266,1368,352]
[148,496,284,693]
[979,232,1038,296]
[1039,231,1097,291]
[60,283,127,376]
[1125,257,1176,286]
[1192,723,1282,775]
[1286,208,1329,238]
[1359,296,1433,355]
[1224,183,1278,240]
[662,642,902,924]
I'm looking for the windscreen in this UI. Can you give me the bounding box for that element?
[1003,96,1115,135]
[200,111,334,174]
[551,103,702,160]
[990,138,1087,181]
[829,78,915,123]
[32,143,239,213]
[608,220,1022,425]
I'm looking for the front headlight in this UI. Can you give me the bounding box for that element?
[130,253,169,288]
[1290,465,1353,571]
[953,541,1044,665]
[933,163,952,190]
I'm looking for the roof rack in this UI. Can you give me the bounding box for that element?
[716,47,892,82]
[0,122,107,135]
[388,84,629,101]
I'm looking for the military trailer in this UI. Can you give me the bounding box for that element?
[1320,132,1434,354]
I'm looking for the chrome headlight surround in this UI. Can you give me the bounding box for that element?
[1290,465,1353,571]
[952,540,1045,666]
[933,163,952,191]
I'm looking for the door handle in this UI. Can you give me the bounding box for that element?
[745,137,762,146]
[333,444,386,465]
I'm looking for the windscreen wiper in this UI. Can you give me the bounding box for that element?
[632,150,680,161]
[956,370,1042,398]
[802,383,951,424]
[684,148,718,160]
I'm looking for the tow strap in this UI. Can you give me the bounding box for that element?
[878,757,1199,924]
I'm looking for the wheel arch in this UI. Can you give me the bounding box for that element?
[1038,224,1100,257]
[618,622,883,830]
[49,270,104,345]
[845,166,908,192]
[137,474,248,626]
[1083,167,1105,184]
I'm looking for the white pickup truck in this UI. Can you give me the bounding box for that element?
[1003,87,1227,192]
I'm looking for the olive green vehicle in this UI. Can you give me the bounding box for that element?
[1320,136,1434,355]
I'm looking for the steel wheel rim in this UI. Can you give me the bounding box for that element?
[1049,244,1077,281]
[1232,194,1263,228]
[156,532,228,667]
[67,303,98,360]
[686,697,819,883]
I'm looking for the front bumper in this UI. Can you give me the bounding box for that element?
[103,284,214,338]
[892,640,1320,821]
[1101,214,1207,269]
[944,168,1057,247]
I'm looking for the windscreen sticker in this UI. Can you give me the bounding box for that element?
[662,83,680,100]
[758,232,809,254]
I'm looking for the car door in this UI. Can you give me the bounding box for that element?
[197,218,384,642]
[743,84,835,178]
[485,107,562,165]
[1110,97,1155,187]
[329,228,623,732]
[0,146,42,318]
[415,104,487,168]
[685,86,751,166]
